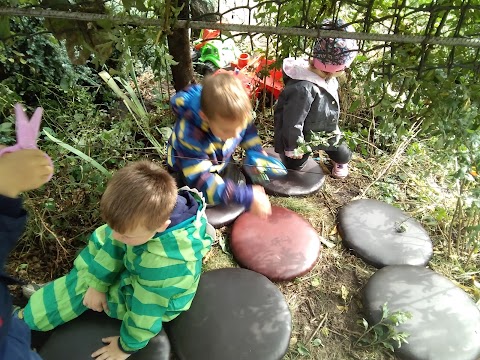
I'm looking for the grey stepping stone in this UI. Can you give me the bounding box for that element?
[39,310,170,360]
[363,265,480,360]
[231,206,321,281]
[167,268,292,360]
[205,202,245,228]
[338,199,432,268]
[244,148,325,197]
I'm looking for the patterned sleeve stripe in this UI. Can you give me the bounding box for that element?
[205,179,221,203]
[175,97,185,107]
[182,160,212,178]
[137,263,192,282]
[241,137,262,150]
[132,288,171,309]
[166,146,174,167]
[178,138,203,152]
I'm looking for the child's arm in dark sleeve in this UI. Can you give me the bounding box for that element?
[175,130,254,209]
[0,195,26,271]
[239,121,264,153]
[280,85,314,153]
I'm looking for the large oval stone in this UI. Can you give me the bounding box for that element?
[338,199,432,268]
[39,310,170,360]
[363,265,480,360]
[205,202,245,228]
[231,206,321,281]
[244,148,325,197]
[167,268,291,360]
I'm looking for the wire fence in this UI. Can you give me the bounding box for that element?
[1,1,479,116]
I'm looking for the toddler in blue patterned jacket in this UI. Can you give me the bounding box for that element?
[167,73,272,218]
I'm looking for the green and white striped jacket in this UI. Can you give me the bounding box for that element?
[74,187,214,352]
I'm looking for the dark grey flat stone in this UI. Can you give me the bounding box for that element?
[39,310,170,360]
[205,202,245,228]
[231,206,321,281]
[167,268,292,360]
[338,199,433,268]
[244,148,325,197]
[363,265,480,360]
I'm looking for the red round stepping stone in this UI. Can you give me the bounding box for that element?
[231,206,321,281]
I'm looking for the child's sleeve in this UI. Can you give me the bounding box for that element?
[174,130,254,209]
[0,195,26,346]
[239,121,263,153]
[118,256,197,353]
[279,85,314,152]
[0,195,26,270]
[82,227,126,292]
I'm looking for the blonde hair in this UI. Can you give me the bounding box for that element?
[201,73,252,124]
[100,161,177,233]
[308,60,345,81]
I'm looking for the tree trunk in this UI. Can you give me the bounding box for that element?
[167,0,194,91]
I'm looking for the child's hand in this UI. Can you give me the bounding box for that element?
[83,287,109,313]
[284,150,303,159]
[0,148,53,198]
[250,185,272,219]
[91,336,131,360]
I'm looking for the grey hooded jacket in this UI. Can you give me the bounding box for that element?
[273,72,340,154]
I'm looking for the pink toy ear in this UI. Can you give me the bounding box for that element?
[14,103,43,148]
[14,103,28,124]
[29,107,43,135]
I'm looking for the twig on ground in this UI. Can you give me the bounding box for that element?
[324,326,349,339]
[31,206,68,256]
[321,190,337,217]
[308,312,328,342]
[306,298,316,318]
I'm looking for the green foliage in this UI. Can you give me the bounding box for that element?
[99,68,171,157]
[0,16,104,114]
[296,342,311,357]
[43,128,111,177]
[294,130,342,157]
[355,303,412,352]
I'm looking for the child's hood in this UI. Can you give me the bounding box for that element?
[168,189,201,228]
[147,187,213,261]
[283,57,340,104]
[170,84,205,129]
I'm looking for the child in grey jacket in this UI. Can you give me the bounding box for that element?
[274,18,358,178]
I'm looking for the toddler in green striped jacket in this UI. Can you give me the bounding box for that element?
[17,160,215,359]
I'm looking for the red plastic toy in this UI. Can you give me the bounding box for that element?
[216,55,284,107]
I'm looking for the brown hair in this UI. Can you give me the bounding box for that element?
[200,73,252,124]
[100,161,177,233]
